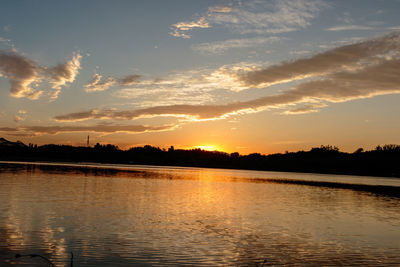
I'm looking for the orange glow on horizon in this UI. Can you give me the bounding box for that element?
[193,145,223,151]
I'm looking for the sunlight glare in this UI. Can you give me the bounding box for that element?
[194,145,221,151]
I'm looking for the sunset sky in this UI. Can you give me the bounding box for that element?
[1,0,400,154]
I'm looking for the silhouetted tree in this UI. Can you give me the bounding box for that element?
[354,148,364,154]
[1,137,400,177]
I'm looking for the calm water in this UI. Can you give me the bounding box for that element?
[0,162,399,266]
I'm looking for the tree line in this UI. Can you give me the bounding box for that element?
[1,139,400,177]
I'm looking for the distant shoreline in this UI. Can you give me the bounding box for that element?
[0,159,398,179]
[1,160,399,198]
[1,155,400,179]
[1,138,400,178]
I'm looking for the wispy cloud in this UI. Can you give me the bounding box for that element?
[0,50,82,100]
[85,73,115,92]
[0,36,11,44]
[0,127,18,132]
[326,25,374,31]
[208,5,232,13]
[47,52,82,99]
[55,33,400,121]
[85,73,141,92]
[118,74,141,86]
[13,110,27,122]
[283,103,327,115]
[55,57,400,121]
[0,123,176,136]
[170,18,210,39]
[0,36,17,53]
[170,0,327,38]
[212,0,327,34]
[54,109,99,122]
[192,36,282,54]
[336,12,353,24]
[113,86,214,107]
[111,62,261,107]
[289,50,311,55]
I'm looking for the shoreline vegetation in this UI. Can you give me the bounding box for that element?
[1,137,400,178]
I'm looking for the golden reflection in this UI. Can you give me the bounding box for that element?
[1,163,400,266]
[41,225,68,263]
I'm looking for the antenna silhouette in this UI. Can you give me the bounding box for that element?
[87,135,90,147]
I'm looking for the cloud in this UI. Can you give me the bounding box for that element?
[0,123,176,136]
[192,36,282,54]
[170,18,210,39]
[118,74,141,86]
[336,12,353,24]
[85,73,141,92]
[55,33,400,121]
[289,58,400,102]
[0,126,18,132]
[55,58,400,121]
[111,62,261,107]
[239,33,400,87]
[13,110,27,122]
[85,73,115,92]
[289,50,311,55]
[0,51,43,99]
[212,0,327,34]
[172,17,210,31]
[283,103,327,115]
[0,36,11,44]
[170,0,327,38]
[85,73,102,88]
[53,109,102,122]
[326,25,374,31]
[47,52,82,99]
[113,86,214,107]
[208,5,232,13]
[0,50,81,100]
[0,37,17,53]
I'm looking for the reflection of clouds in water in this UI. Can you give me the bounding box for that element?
[40,225,68,264]
[0,187,69,266]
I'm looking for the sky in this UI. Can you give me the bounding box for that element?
[1,0,400,154]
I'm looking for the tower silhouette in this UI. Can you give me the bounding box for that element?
[87,135,90,147]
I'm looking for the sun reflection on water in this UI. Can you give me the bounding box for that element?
[0,164,399,266]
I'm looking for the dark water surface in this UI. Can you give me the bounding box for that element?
[0,162,399,266]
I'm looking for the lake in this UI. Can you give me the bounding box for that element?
[0,161,399,266]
